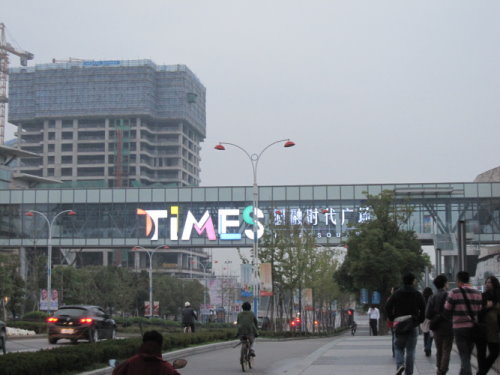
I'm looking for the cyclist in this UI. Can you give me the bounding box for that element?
[237,302,259,357]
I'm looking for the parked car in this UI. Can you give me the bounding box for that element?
[0,320,6,354]
[47,305,116,344]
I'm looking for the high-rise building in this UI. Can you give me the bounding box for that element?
[8,60,206,187]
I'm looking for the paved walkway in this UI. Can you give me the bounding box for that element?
[287,321,475,375]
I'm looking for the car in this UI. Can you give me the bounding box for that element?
[47,305,116,344]
[0,320,6,354]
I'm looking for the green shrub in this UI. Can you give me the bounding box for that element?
[22,311,49,322]
[0,329,236,375]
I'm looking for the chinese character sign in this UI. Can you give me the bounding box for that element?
[259,263,273,296]
[240,264,253,297]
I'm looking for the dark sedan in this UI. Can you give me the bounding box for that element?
[47,305,116,344]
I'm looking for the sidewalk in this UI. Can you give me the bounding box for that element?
[288,321,473,375]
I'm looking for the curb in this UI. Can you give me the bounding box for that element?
[79,340,239,375]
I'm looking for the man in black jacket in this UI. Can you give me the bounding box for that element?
[385,272,426,375]
[425,274,453,375]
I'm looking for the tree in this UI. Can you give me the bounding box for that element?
[258,212,342,332]
[0,253,25,319]
[336,190,430,331]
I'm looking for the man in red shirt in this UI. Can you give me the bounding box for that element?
[112,330,181,375]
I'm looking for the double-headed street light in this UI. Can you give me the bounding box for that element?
[25,209,76,313]
[132,245,169,317]
[215,139,295,314]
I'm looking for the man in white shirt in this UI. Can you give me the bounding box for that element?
[368,305,380,336]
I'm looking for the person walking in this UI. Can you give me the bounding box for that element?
[443,271,482,375]
[181,301,197,333]
[368,304,380,336]
[387,287,399,358]
[476,276,500,375]
[421,287,434,357]
[426,274,453,375]
[385,272,426,375]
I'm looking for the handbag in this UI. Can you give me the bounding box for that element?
[420,318,431,333]
[429,292,447,331]
[395,316,415,334]
[429,314,443,331]
[460,287,487,342]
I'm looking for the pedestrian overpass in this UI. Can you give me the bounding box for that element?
[1,182,499,277]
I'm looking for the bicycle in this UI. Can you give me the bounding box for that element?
[237,335,253,372]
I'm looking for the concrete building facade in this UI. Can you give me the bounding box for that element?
[8,60,206,188]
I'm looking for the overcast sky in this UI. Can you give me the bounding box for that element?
[3,1,499,188]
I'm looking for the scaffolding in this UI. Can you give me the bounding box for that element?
[8,60,206,187]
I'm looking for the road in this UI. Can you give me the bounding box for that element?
[5,316,470,375]
[177,337,335,375]
[4,336,70,353]
[177,318,372,375]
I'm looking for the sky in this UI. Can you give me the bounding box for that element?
[3,1,500,272]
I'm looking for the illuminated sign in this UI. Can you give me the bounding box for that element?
[137,205,264,241]
[137,205,370,241]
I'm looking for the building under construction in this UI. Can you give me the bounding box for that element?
[8,59,206,187]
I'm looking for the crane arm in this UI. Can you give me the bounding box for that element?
[0,23,34,66]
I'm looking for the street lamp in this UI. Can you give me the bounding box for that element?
[195,261,211,314]
[215,139,295,315]
[25,209,76,314]
[132,245,169,318]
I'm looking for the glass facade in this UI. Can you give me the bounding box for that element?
[1,182,499,249]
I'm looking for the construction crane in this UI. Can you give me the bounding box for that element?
[0,23,34,144]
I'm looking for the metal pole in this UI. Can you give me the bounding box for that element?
[47,223,53,314]
[132,245,166,318]
[215,139,295,317]
[26,210,75,314]
[252,178,259,316]
[436,248,442,275]
[457,220,466,272]
[148,250,153,318]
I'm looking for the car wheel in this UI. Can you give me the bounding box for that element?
[48,337,58,344]
[0,330,6,354]
[89,328,99,343]
[71,339,78,344]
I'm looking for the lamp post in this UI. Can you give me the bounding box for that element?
[195,261,211,319]
[25,209,76,314]
[132,245,169,317]
[215,139,295,315]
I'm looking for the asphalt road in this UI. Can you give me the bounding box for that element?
[178,336,339,375]
[4,336,73,353]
